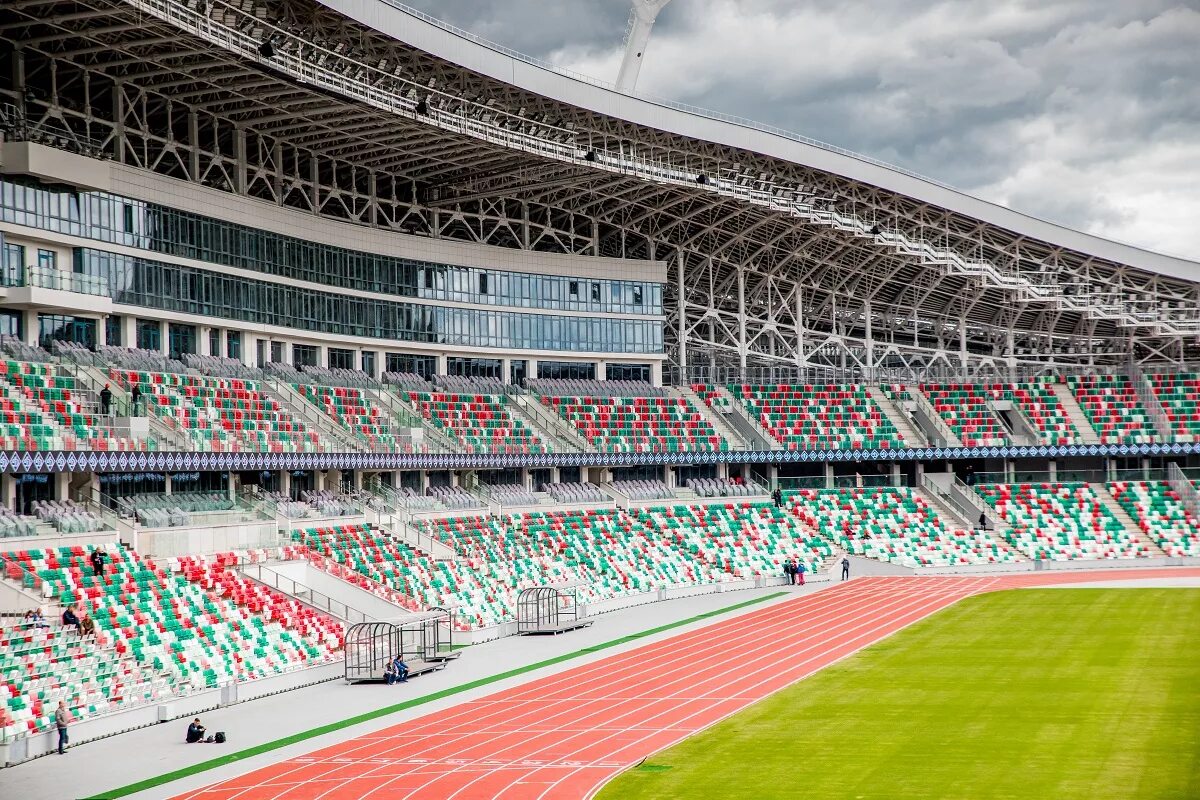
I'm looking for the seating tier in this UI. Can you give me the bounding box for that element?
[790,487,1019,567]
[727,384,902,450]
[1109,481,1200,557]
[541,394,725,453]
[919,383,1008,447]
[977,483,1148,560]
[1147,373,1200,442]
[408,391,548,454]
[1067,375,1160,445]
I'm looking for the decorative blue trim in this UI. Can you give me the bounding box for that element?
[1,442,1195,473]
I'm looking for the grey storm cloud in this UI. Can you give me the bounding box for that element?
[400,0,1200,258]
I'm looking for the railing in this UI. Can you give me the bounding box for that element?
[1126,363,1174,441]
[943,476,1003,528]
[906,389,960,448]
[19,265,110,297]
[0,552,48,601]
[507,388,588,453]
[239,561,371,624]
[1167,463,1200,522]
[299,548,424,613]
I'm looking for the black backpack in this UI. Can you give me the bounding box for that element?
[214,731,227,744]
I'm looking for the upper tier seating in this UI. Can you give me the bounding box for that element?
[728,384,903,450]
[406,390,548,454]
[0,508,38,538]
[611,479,674,501]
[527,378,666,397]
[30,500,102,534]
[299,385,400,451]
[790,488,1019,567]
[484,484,540,507]
[541,482,607,504]
[919,384,1008,447]
[111,370,323,453]
[0,361,148,452]
[541,393,726,453]
[686,478,766,498]
[1146,373,1200,443]
[977,483,1148,560]
[1109,481,1200,557]
[0,544,340,736]
[427,486,482,510]
[984,378,1083,445]
[1067,375,1161,445]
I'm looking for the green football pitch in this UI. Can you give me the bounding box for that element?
[599,588,1200,800]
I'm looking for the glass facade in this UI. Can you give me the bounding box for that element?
[136,318,161,351]
[606,362,652,382]
[448,357,502,379]
[0,176,664,315]
[2,241,23,286]
[227,331,242,360]
[38,314,97,351]
[73,249,663,354]
[386,353,435,379]
[168,323,196,360]
[293,344,318,367]
[328,348,354,370]
[360,350,376,377]
[0,311,22,340]
[106,315,122,346]
[538,361,596,380]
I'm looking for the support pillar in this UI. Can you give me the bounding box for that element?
[1048,460,1058,482]
[676,249,687,375]
[824,463,834,490]
[1,473,15,509]
[164,474,173,496]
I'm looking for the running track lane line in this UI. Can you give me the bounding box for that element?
[172,569,1200,800]
[183,578,893,800]
[171,577,980,800]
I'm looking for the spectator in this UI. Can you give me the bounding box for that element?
[186,718,207,743]
[55,701,70,754]
[24,608,49,629]
[392,655,409,684]
[797,560,807,586]
[384,658,398,685]
[978,511,987,531]
[772,487,783,508]
[99,384,113,416]
[80,614,96,637]
[62,605,81,634]
[964,465,976,487]
[130,382,143,414]
[841,556,851,582]
[783,559,795,585]
[89,548,107,578]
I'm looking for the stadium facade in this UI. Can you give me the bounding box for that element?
[0,0,1197,482]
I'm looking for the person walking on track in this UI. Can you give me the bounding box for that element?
[841,555,850,581]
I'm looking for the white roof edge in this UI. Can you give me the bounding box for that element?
[321,0,1200,282]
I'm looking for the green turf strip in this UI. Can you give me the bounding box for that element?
[82,591,786,800]
[600,588,1200,800]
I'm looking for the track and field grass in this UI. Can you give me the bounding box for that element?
[599,588,1200,800]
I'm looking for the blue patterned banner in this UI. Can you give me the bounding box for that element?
[0,441,1194,473]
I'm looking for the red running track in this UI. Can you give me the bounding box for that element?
[173,568,1199,800]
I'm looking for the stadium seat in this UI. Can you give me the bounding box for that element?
[977,483,1148,560]
[919,383,1008,447]
[406,391,549,454]
[721,383,903,450]
[1066,375,1161,445]
[1109,481,1200,557]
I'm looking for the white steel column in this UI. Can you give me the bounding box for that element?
[677,250,687,374]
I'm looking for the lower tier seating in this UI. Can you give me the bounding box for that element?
[0,544,341,737]
[1109,481,1200,557]
[977,483,1148,560]
[789,488,1019,567]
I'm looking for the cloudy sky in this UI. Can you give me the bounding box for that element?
[401,0,1200,260]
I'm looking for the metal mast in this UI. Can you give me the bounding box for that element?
[615,0,673,92]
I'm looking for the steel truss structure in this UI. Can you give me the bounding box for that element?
[2,0,1199,380]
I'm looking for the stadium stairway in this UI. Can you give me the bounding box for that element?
[917,485,972,529]
[676,385,749,450]
[1089,482,1167,557]
[691,384,780,451]
[864,386,928,448]
[1048,382,1102,445]
[506,392,590,452]
[259,382,362,452]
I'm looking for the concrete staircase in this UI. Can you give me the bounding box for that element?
[917,485,970,528]
[864,386,927,448]
[1049,382,1101,445]
[260,381,365,452]
[508,392,591,453]
[1090,482,1167,557]
[673,385,749,450]
[702,385,781,451]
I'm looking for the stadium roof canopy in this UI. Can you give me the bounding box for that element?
[3,0,1199,376]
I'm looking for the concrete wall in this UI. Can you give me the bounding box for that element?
[266,560,413,622]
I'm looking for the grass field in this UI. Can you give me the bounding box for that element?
[599,588,1200,800]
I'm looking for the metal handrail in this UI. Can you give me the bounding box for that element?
[1126,363,1174,441]
[1167,463,1200,523]
[239,561,371,625]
